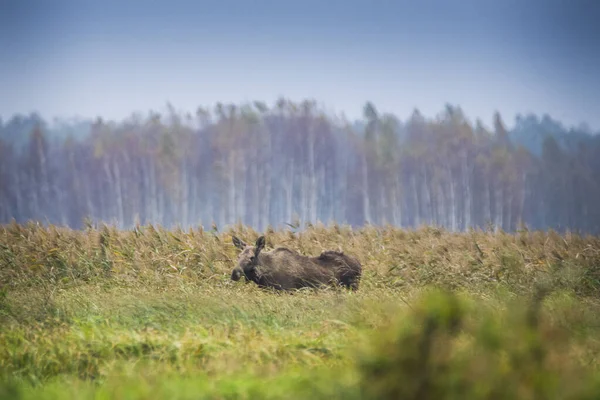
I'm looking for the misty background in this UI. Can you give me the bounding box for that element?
[1,0,599,233]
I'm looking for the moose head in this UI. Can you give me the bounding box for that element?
[230,235,266,282]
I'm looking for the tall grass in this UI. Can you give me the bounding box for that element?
[2,222,600,399]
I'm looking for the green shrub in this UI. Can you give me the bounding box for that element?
[357,289,600,400]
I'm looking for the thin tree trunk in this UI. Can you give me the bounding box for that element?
[362,153,371,223]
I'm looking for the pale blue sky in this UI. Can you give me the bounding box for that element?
[1,0,599,129]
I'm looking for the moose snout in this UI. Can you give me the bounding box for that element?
[231,268,243,281]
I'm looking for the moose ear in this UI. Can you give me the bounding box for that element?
[255,235,266,255]
[232,235,246,250]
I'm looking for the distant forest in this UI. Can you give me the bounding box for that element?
[1,99,599,233]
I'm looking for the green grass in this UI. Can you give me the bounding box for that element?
[2,222,600,399]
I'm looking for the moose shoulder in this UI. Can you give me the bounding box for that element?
[231,235,362,291]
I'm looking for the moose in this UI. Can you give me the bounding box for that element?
[230,235,362,291]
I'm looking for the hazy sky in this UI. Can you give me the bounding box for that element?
[1,0,599,129]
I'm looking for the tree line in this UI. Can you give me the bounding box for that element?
[1,99,599,233]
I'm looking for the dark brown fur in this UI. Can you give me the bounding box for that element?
[231,235,361,291]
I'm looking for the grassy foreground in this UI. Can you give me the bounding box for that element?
[2,222,600,399]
